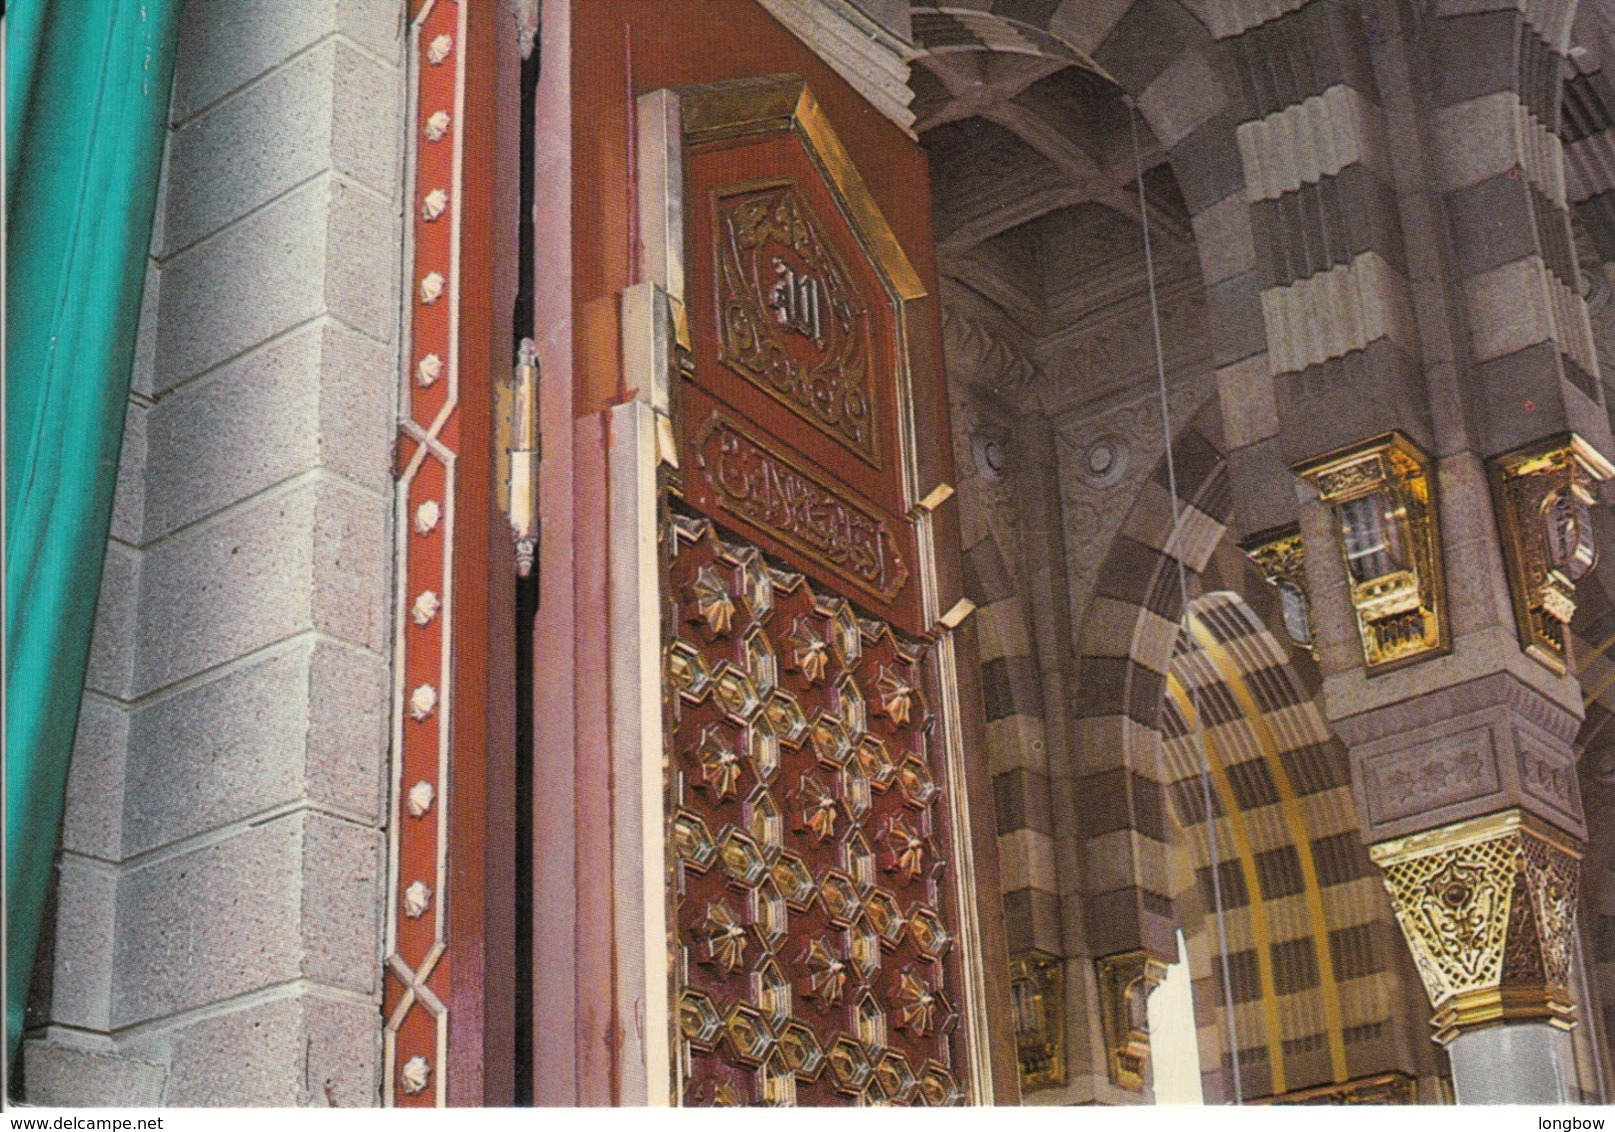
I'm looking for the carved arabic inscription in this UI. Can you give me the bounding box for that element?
[697,416,908,603]
[715,181,879,463]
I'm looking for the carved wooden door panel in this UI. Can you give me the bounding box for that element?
[637,76,989,1106]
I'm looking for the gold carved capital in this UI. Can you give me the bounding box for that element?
[1490,434,1615,674]
[1368,809,1581,1044]
[1096,950,1167,1092]
[1009,952,1065,1093]
[1295,433,1446,672]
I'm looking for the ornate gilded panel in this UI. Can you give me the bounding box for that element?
[1490,434,1615,673]
[1009,953,1064,1093]
[1368,809,1580,1044]
[665,511,967,1105]
[1295,433,1447,671]
[715,181,878,464]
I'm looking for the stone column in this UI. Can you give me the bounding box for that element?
[1368,810,1581,1103]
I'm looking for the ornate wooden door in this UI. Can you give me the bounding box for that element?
[632,74,992,1106]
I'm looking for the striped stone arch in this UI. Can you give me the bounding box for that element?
[1058,415,1427,1102]
[1069,410,1233,967]
[910,0,1419,530]
[1161,591,1415,1103]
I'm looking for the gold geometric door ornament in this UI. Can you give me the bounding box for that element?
[1095,951,1168,1092]
[1367,809,1581,1045]
[1295,433,1447,672]
[1489,433,1615,674]
[1241,524,1315,654]
[1008,953,1064,1093]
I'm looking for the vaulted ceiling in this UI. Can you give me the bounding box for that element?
[914,51,1196,342]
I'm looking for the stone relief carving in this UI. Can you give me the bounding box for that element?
[1363,729,1499,827]
[941,308,1037,405]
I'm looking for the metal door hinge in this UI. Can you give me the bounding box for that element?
[498,337,542,576]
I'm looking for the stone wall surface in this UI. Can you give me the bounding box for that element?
[24,0,407,1107]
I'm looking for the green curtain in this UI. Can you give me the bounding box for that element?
[6,0,181,1066]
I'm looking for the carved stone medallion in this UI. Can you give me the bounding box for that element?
[714,181,879,464]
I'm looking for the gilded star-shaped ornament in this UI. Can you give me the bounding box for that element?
[882,814,927,883]
[877,669,916,728]
[701,899,749,974]
[695,727,743,800]
[895,968,938,1036]
[802,937,849,1007]
[795,773,839,843]
[687,565,737,637]
[788,618,831,684]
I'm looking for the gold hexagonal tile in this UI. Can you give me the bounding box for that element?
[665,640,712,702]
[839,763,872,822]
[917,1061,964,1106]
[817,870,860,927]
[746,721,780,784]
[670,809,718,873]
[837,674,866,736]
[863,887,906,947]
[810,714,854,768]
[777,1020,828,1083]
[874,1050,918,1104]
[723,1001,776,1067]
[744,627,778,694]
[771,851,817,911]
[827,1035,873,1095]
[744,787,783,852]
[751,958,791,1029]
[828,601,862,667]
[678,988,724,1051]
[717,825,769,887]
[750,875,788,952]
[736,550,774,623]
[713,662,763,722]
[846,914,881,981]
[855,734,897,792]
[908,905,952,959]
[854,991,887,1052]
[842,828,875,892]
[764,689,810,748]
[897,753,941,809]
